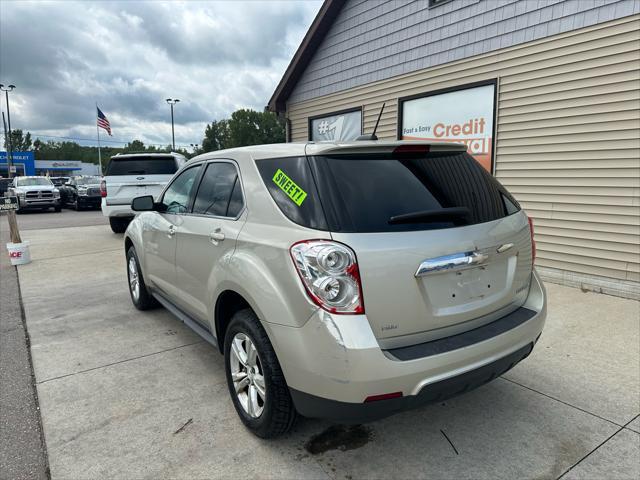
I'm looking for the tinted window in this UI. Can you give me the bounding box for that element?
[161,166,200,214]
[255,157,328,230]
[193,162,243,217]
[310,151,520,233]
[106,156,177,175]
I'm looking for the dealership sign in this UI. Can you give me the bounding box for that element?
[400,82,496,173]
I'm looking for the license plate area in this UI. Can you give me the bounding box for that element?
[421,261,508,311]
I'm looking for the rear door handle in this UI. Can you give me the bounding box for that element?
[210,228,225,245]
[415,251,488,277]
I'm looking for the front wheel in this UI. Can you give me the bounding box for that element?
[54,204,62,212]
[126,247,158,310]
[224,309,297,438]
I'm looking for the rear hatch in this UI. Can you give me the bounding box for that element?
[308,146,534,346]
[104,155,180,204]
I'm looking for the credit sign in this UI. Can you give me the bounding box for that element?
[400,82,496,173]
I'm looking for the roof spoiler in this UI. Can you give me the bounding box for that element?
[313,141,467,156]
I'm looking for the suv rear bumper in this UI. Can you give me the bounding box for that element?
[265,270,546,421]
[101,199,133,218]
[290,341,535,423]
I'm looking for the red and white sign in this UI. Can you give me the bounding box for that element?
[401,83,495,173]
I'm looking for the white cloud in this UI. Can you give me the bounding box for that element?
[0,0,321,149]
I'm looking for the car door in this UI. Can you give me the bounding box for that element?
[142,164,202,299]
[173,160,247,323]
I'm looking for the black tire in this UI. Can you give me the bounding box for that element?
[126,247,159,310]
[109,217,129,234]
[224,309,297,438]
[54,205,62,212]
[74,197,80,211]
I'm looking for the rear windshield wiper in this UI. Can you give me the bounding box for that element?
[388,207,470,225]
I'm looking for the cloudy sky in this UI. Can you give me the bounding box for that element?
[0,0,321,150]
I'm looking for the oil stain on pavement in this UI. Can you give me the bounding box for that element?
[305,425,373,455]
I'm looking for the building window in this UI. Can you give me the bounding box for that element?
[308,107,362,142]
[398,80,497,174]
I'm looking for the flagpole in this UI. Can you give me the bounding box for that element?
[96,103,102,175]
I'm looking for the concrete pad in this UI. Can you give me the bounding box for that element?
[36,338,621,480]
[304,378,619,480]
[627,416,640,434]
[20,224,120,261]
[504,283,640,426]
[19,247,201,382]
[563,428,640,480]
[37,342,328,480]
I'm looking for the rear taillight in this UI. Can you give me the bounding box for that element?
[100,179,107,198]
[290,240,364,314]
[528,215,536,264]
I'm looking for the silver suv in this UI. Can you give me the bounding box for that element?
[124,141,546,438]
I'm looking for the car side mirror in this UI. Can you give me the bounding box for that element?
[131,195,156,212]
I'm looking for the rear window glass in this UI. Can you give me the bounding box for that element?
[311,152,520,233]
[255,157,328,230]
[106,156,177,176]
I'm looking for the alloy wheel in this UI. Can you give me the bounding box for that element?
[128,256,140,301]
[229,333,266,418]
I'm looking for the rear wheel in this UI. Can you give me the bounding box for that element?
[224,309,297,438]
[126,247,158,310]
[54,204,61,212]
[109,217,129,233]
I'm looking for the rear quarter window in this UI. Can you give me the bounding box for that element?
[106,156,178,175]
[255,157,328,230]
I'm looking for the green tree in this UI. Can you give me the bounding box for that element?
[200,110,285,153]
[201,119,230,152]
[6,129,32,151]
[227,109,284,148]
[123,139,146,153]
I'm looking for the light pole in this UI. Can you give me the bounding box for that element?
[166,98,180,151]
[0,84,16,178]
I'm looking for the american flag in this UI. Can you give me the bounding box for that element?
[97,107,112,136]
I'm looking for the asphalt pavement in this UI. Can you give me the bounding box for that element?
[3,209,639,479]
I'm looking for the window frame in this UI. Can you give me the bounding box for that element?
[158,163,204,215]
[188,159,246,221]
[396,78,498,175]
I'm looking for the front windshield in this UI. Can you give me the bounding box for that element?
[75,176,100,185]
[17,177,53,187]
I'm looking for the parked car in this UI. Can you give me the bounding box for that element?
[50,177,70,187]
[0,178,12,197]
[101,152,186,233]
[59,176,102,210]
[8,176,61,212]
[124,141,546,438]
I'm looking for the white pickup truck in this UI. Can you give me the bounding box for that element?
[101,152,187,233]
